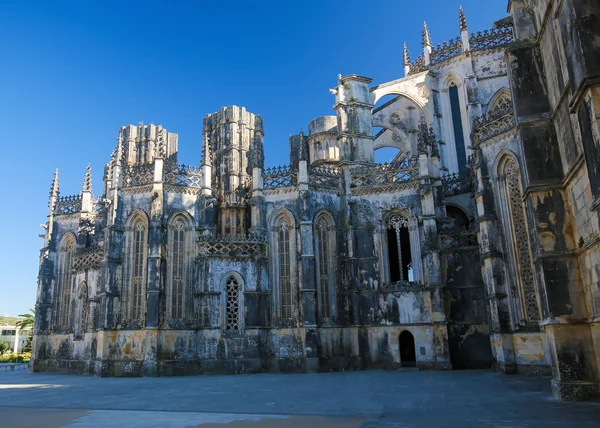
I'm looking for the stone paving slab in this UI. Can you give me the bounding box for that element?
[0,370,599,427]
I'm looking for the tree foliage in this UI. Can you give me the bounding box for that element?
[0,341,8,355]
[15,308,35,332]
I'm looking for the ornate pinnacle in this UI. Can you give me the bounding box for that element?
[298,129,307,162]
[422,22,432,48]
[459,7,468,32]
[403,43,411,66]
[83,163,92,193]
[49,168,59,199]
[202,136,212,166]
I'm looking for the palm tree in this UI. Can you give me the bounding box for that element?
[16,309,35,355]
[16,309,35,332]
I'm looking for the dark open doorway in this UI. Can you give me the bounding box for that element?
[399,330,416,367]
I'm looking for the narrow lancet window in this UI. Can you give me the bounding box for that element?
[130,220,147,321]
[225,276,240,330]
[499,159,540,322]
[279,220,293,318]
[170,219,185,320]
[449,83,467,173]
[315,214,336,319]
[57,235,76,328]
[387,214,412,283]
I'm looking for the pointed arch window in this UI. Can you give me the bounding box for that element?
[387,214,413,282]
[279,220,293,318]
[57,235,76,328]
[168,217,188,320]
[225,276,240,330]
[128,217,148,321]
[74,282,88,339]
[449,82,467,173]
[498,158,540,323]
[271,211,297,321]
[315,213,336,319]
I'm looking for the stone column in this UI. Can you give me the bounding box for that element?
[143,157,164,376]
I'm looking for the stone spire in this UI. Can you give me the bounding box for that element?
[49,168,59,202]
[202,135,212,166]
[459,7,470,51]
[422,22,432,66]
[422,22,432,48]
[403,43,411,76]
[298,129,307,162]
[459,7,468,32]
[83,163,92,193]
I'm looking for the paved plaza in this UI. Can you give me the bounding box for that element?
[1,369,600,427]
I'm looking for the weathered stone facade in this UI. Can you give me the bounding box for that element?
[32,3,600,401]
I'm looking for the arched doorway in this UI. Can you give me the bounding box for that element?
[399,330,416,367]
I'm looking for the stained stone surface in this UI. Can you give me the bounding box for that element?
[1,369,600,427]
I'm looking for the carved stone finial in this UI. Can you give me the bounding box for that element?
[50,168,60,199]
[202,136,212,166]
[403,43,411,66]
[83,163,92,193]
[459,7,468,32]
[422,22,432,48]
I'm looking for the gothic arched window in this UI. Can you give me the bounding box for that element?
[387,214,413,282]
[128,215,148,321]
[449,82,467,173]
[168,216,189,320]
[279,220,293,318]
[57,234,76,328]
[74,282,88,339]
[497,157,540,324]
[315,212,336,319]
[225,276,240,330]
[271,210,297,321]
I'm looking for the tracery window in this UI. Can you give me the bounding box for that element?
[387,214,413,282]
[279,220,293,318]
[129,217,148,321]
[489,90,512,112]
[271,211,297,321]
[74,282,87,339]
[168,217,187,320]
[498,158,540,323]
[315,213,336,319]
[57,235,76,328]
[225,276,240,330]
[449,82,467,173]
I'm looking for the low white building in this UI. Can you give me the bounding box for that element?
[0,325,31,354]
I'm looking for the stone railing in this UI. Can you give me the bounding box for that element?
[470,22,514,51]
[198,234,267,258]
[122,163,154,188]
[309,164,342,190]
[472,99,515,143]
[350,162,419,195]
[263,165,297,190]
[408,21,514,75]
[164,164,203,188]
[430,37,462,64]
[54,195,82,215]
[73,247,103,271]
[408,55,427,75]
[441,172,473,196]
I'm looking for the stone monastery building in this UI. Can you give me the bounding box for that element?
[33,1,600,401]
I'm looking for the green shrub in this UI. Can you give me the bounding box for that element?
[0,352,31,363]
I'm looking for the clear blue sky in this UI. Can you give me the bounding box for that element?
[0,0,508,316]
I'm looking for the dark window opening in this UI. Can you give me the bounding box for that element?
[449,84,467,173]
[446,206,470,230]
